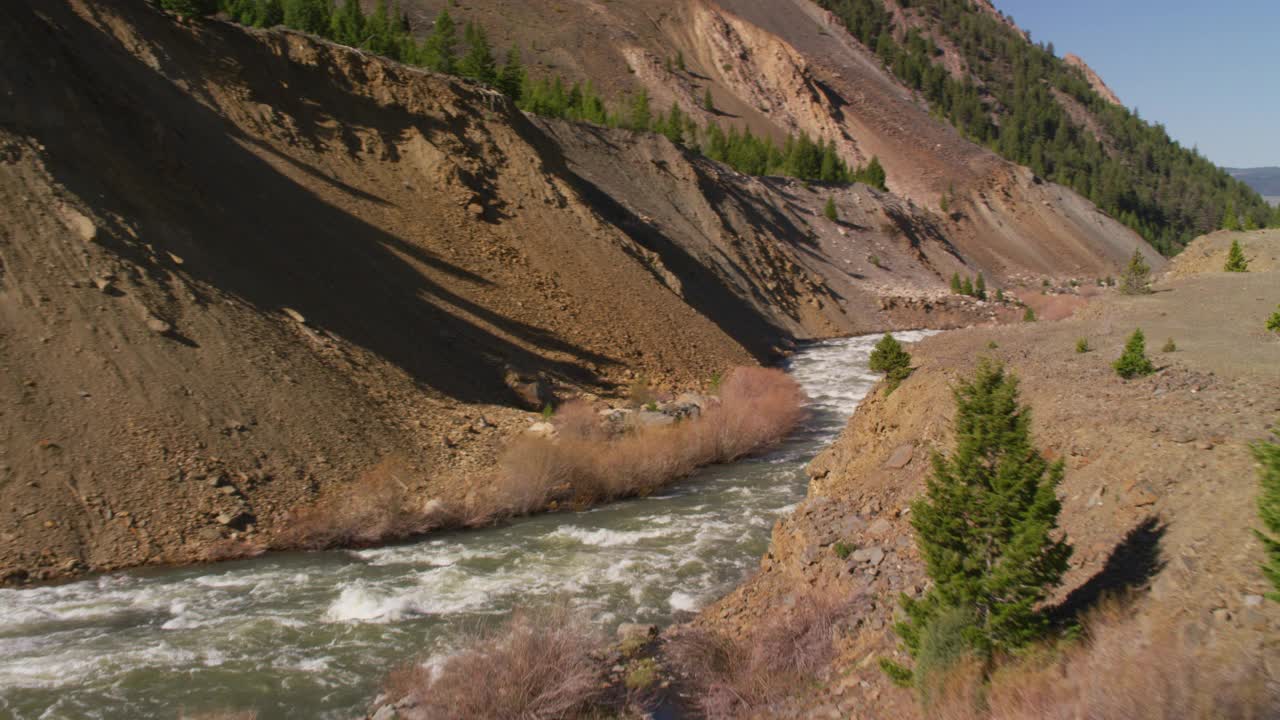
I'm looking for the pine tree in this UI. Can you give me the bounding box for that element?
[859,155,888,191]
[458,22,497,84]
[823,196,838,221]
[253,0,284,26]
[497,46,525,101]
[1119,250,1151,295]
[1022,306,1036,322]
[421,9,458,74]
[629,88,652,131]
[703,88,714,112]
[1255,432,1280,601]
[1224,239,1250,272]
[676,50,686,71]
[869,333,912,394]
[1223,199,1241,231]
[282,0,330,34]
[950,272,962,294]
[975,273,987,300]
[329,0,364,46]
[961,276,974,296]
[890,360,1071,678]
[1113,329,1155,378]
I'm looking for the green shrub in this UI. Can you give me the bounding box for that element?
[1114,329,1155,378]
[1265,305,1280,333]
[1254,431,1280,601]
[1023,307,1036,322]
[624,657,660,690]
[1161,338,1177,353]
[987,341,998,350]
[915,606,980,707]
[869,333,912,394]
[1076,338,1090,353]
[823,197,838,221]
[833,541,854,560]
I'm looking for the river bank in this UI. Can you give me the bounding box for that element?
[0,332,932,719]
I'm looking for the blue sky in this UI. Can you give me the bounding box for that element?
[994,1,1278,168]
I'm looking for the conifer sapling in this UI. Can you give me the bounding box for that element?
[1253,431,1280,601]
[1113,329,1155,378]
[886,360,1071,683]
[1224,239,1250,272]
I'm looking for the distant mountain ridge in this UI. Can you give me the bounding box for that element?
[1227,167,1280,198]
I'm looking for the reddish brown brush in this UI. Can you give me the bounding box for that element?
[667,593,847,719]
[273,458,457,551]
[383,607,605,720]
[496,366,805,514]
[921,604,1277,720]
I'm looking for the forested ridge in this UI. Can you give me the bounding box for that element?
[199,0,886,189]
[817,0,1276,254]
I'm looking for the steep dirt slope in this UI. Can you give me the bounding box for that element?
[695,235,1280,716]
[0,0,855,583]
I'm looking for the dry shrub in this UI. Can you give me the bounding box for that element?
[927,604,1278,720]
[274,458,457,551]
[553,399,601,441]
[384,606,605,720]
[668,593,847,719]
[494,367,805,514]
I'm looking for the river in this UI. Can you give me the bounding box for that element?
[0,331,932,719]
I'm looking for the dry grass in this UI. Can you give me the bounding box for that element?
[924,604,1277,720]
[382,606,605,720]
[667,593,848,719]
[494,367,805,514]
[273,458,459,551]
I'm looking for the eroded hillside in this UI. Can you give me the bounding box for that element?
[0,0,1052,583]
[690,231,1280,717]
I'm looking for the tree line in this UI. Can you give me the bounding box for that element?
[162,0,885,189]
[816,0,1277,254]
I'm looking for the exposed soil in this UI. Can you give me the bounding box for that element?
[693,231,1280,716]
[0,0,1164,586]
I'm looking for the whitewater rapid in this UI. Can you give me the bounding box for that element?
[0,332,933,719]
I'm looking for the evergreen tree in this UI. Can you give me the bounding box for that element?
[629,88,652,131]
[282,0,330,34]
[1119,250,1151,295]
[950,272,962,294]
[1113,329,1155,379]
[1266,305,1280,333]
[458,22,497,84]
[858,155,888,191]
[421,9,458,74]
[1223,199,1241,231]
[703,88,714,112]
[1022,306,1036,322]
[497,46,525,101]
[329,0,364,46]
[1224,239,1250,272]
[975,273,987,300]
[823,196,839,221]
[869,333,912,394]
[254,0,284,27]
[889,360,1071,679]
[961,276,974,296]
[1253,432,1280,601]
[676,50,686,71]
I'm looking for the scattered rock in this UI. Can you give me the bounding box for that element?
[526,422,556,438]
[282,307,306,324]
[883,443,914,469]
[144,314,172,335]
[616,622,657,645]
